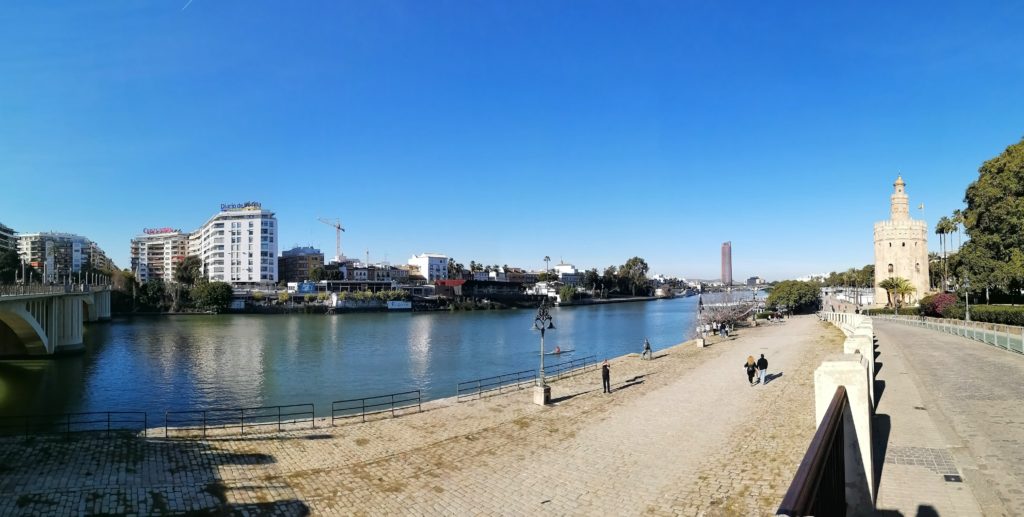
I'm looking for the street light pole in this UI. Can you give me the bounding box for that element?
[965,278,971,322]
[532,300,555,405]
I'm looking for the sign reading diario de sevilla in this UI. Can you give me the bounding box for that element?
[221,202,262,211]
[144,228,181,235]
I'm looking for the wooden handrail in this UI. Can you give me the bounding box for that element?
[778,386,848,516]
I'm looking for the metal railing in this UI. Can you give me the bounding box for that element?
[0,411,148,438]
[331,390,422,424]
[0,283,110,297]
[778,386,847,516]
[545,355,597,380]
[163,404,315,438]
[877,314,1024,355]
[457,368,537,401]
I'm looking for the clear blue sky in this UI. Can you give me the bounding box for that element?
[2,1,1023,280]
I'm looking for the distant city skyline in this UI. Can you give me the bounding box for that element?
[2,3,1022,279]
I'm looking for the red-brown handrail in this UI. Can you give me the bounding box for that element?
[777,386,848,516]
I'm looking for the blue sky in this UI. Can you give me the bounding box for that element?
[2,1,1022,280]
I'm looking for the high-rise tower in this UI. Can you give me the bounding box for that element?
[874,176,929,306]
[721,241,733,285]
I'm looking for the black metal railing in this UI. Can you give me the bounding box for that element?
[0,411,148,438]
[778,386,847,516]
[331,390,422,424]
[456,368,536,401]
[545,355,597,380]
[163,404,315,438]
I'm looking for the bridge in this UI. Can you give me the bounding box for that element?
[0,284,111,355]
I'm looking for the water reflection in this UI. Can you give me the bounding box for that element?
[0,298,701,419]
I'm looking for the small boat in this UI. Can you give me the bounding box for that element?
[543,348,574,355]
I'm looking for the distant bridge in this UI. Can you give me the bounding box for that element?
[0,284,111,355]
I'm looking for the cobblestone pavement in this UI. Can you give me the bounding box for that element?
[0,316,841,516]
[873,319,1022,516]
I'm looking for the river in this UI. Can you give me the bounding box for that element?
[0,297,711,419]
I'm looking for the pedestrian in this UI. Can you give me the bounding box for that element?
[602,360,612,393]
[744,356,757,386]
[642,338,652,360]
[757,354,769,385]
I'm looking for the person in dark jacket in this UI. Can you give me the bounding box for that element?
[744,356,757,386]
[601,360,611,393]
[757,354,769,385]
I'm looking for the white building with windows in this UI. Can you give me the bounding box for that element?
[190,202,278,285]
[130,228,189,283]
[17,232,112,282]
[0,222,16,252]
[408,253,449,283]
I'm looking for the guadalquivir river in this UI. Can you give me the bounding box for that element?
[0,297,705,419]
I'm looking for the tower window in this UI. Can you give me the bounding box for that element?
[888,264,894,274]
[902,242,906,247]
[915,263,920,272]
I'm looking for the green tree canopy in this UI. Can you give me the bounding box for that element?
[192,281,234,311]
[173,255,203,286]
[0,249,20,283]
[765,280,820,314]
[960,137,1024,293]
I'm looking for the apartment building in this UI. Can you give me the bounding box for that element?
[278,246,324,283]
[190,202,278,285]
[17,232,112,282]
[130,228,189,283]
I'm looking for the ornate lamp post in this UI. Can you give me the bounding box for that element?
[532,300,555,405]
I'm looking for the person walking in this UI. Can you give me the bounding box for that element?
[757,354,769,386]
[744,356,758,386]
[601,360,612,393]
[642,338,652,360]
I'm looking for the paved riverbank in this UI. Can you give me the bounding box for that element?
[0,316,842,515]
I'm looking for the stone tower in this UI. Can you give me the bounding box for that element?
[874,176,929,306]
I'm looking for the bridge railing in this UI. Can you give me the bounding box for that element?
[876,314,1024,354]
[457,368,537,401]
[163,404,315,438]
[0,283,110,296]
[0,411,148,438]
[778,386,848,516]
[330,390,422,425]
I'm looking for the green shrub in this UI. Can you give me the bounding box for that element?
[919,293,958,317]
[941,304,1024,326]
[864,307,919,316]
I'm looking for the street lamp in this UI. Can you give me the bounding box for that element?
[964,278,971,322]
[532,300,555,405]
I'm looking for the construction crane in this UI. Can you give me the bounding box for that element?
[317,217,345,263]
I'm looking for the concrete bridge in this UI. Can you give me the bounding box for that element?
[0,284,111,355]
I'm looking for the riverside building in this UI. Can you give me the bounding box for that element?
[874,176,929,306]
[17,232,112,282]
[408,253,449,283]
[0,222,15,252]
[721,241,733,285]
[130,228,188,283]
[278,246,324,283]
[190,202,278,286]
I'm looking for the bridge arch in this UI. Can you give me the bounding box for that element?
[0,307,47,355]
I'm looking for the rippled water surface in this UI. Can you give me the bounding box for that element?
[0,297,704,418]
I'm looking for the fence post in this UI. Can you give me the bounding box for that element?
[202,411,207,439]
[241,409,245,435]
[278,406,282,432]
[391,394,396,417]
[311,404,315,428]
[418,391,422,413]
[361,400,366,423]
[477,380,482,400]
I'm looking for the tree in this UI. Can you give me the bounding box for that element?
[601,266,617,292]
[935,216,954,290]
[137,279,169,311]
[960,137,1024,294]
[620,257,650,296]
[893,277,916,308]
[310,267,324,282]
[192,281,233,312]
[582,268,600,291]
[0,249,20,283]
[558,284,577,303]
[765,280,820,314]
[877,277,913,309]
[174,255,203,286]
[277,291,291,304]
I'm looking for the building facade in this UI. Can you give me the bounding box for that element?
[17,232,112,282]
[190,202,278,285]
[408,253,449,283]
[0,222,15,252]
[721,241,733,285]
[278,246,324,283]
[130,228,188,283]
[874,176,929,306]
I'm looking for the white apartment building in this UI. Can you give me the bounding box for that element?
[0,222,15,252]
[190,202,278,285]
[554,262,582,286]
[130,229,188,283]
[408,253,449,283]
[17,232,112,282]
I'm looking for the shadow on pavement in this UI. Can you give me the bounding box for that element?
[612,379,645,392]
[764,372,784,385]
[916,504,940,517]
[0,433,310,515]
[875,379,886,407]
[873,413,892,497]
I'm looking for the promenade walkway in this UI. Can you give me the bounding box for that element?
[874,319,1023,516]
[0,316,842,515]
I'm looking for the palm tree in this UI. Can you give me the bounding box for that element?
[894,277,916,309]
[952,209,964,250]
[878,277,898,309]
[936,216,954,290]
[543,256,551,275]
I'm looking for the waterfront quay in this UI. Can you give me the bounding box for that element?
[0,316,843,515]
